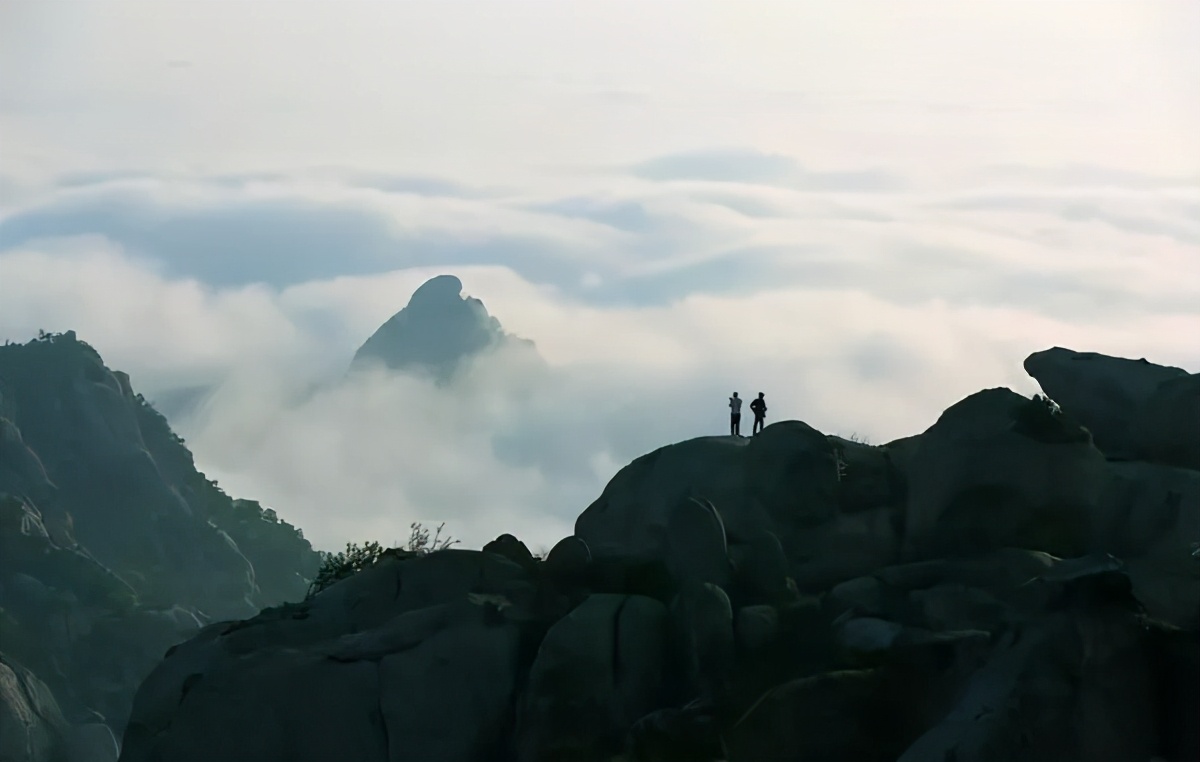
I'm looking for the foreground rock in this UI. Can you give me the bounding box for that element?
[31,341,1200,760]
[901,388,1107,560]
[120,541,1200,762]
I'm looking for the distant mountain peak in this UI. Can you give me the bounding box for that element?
[409,273,466,305]
[350,274,538,381]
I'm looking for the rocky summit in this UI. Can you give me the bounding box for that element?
[350,274,541,382]
[108,346,1200,762]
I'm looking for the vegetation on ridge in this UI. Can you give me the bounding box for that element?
[306,521,459,599]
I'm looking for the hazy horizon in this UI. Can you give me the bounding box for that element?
[2,0,1198,553]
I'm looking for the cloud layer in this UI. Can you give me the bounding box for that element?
[2,158,1197,553]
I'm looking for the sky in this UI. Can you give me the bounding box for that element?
[2,0,1198,554]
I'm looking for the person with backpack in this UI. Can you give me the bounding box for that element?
[729,392,743,436]
[750,392,767,435]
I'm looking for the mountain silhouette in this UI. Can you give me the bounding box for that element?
[350,274,540,382]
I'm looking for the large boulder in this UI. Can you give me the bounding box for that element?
[734,605,780,652]
[730,562,1191,762]
[665,497,732,591]
[723,670,890,761]
[789,505,902,592]
[1094,462,1200,630]
[826,548,1066,631]
[540,536,591,583]
[626,698,726,762]
[902,388,1109,560]
[727,530,792,605]
[482,533,538,573]
[64,721,120,762]
[120,550,540,762]
[574,422,839,568]
[374,605,525,761]
[897,575,1167,762]
[1024,347,1189,460]
[670,582,735,700]
[127,649,388,762]
[517,594,668,761]
[1095,462,1199,555]
[1131,373,1200,470]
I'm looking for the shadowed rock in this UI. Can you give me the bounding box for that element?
[902,388,1109,561]
[1024,346,1189,459]
[671,582,735,700]
[517,594,668,761]
[575,421,838,570]
[665,497,732,591]
[1132,372,1200,470]
[541,536,591,582]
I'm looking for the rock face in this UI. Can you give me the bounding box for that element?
[1024,346,1192,461]
[0,332,320,751]
[901,388,1108,560]
[517,593,668,760]
[575,421,842,564]
[1131,372,1200,470]
[122,550,534,762]
[350,274,541,382]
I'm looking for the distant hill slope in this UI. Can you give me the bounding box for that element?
[350,274,541,381]
[0,330,320,746]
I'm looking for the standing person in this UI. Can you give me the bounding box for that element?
[750,392,767,435]
[729,392,743,436]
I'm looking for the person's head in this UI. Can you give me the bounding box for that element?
[758,392,764,399]
[732,392,739,398]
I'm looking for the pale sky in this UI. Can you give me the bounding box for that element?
[2,0,1198,553]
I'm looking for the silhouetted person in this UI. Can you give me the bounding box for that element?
[729,392,742,436]
[750,392,767,435]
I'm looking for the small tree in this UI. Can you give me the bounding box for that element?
[305,523,459,599]
[407,521,459,555]
[306,540,386,599]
